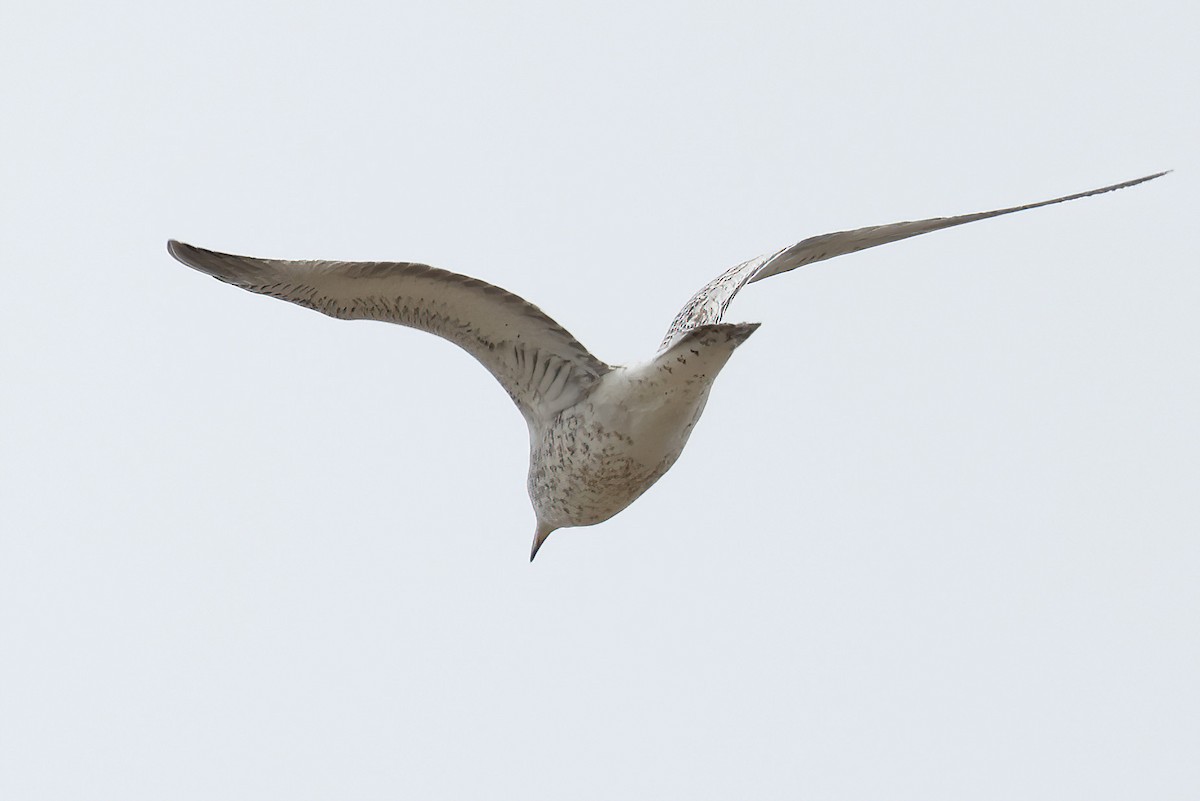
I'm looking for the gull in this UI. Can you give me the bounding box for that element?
[169,171,1164,560]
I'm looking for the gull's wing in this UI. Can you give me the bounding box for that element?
[168,241,610,421]
[658,172,1167,352]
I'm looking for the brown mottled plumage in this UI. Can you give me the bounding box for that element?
[168,171,1164,560]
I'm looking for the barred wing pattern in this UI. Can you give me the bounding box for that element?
[168,241,611,422]
[659,172,1167,353]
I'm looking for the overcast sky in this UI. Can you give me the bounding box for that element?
[2,1,1197,798]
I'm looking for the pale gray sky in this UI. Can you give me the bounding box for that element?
[2,1,1197,798]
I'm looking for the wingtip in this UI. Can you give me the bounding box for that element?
[166,239,194,264]
[1133,170,1172,185]
[1082,170,1171,202]
[165,240,235,279]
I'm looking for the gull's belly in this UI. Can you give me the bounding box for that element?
[528,414,679,528]
[527,372,712,528]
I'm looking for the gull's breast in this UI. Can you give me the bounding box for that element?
[526,363,716,529]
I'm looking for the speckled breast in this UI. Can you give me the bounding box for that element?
[526,407,685,529]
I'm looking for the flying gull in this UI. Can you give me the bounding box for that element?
[169,171,1165,560]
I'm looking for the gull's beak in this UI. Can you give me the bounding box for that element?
[530,524,555,562]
